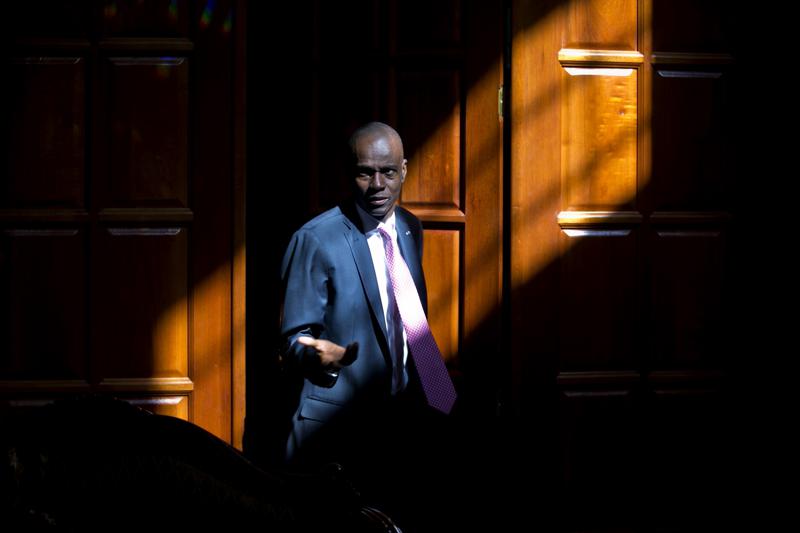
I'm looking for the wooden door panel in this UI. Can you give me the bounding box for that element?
[95,228,188,379]
[562,68,638,210]
[421,229,460,364]
[652,70,730,210]
[559,388,638,490]
[397,70,461,210]
[651,229,726,369]
[559,230,639,370]
[104,56,189,207]
[0,229,86,379]
[7,57,86,208]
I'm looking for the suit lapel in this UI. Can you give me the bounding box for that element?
[342,214,389,343]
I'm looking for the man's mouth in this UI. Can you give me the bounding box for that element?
[367,197,389,206]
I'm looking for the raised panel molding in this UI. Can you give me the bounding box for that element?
[3,229,79,237]
[12,39,91,50]
[557,210,643,227]
[557,371,640,385]
[651,52,734,65]
[650,211,730,225]
[0,209,90,222]
[403,205,465,223]
[99,38,194,51]
[98,207,194,222]
[647,370,724,384]
[0,380,91,393]
[125,395,189,419]
[98,377,194,392]
[559,48,644,67]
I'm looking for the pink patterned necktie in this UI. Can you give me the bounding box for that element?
[378,227,457,414]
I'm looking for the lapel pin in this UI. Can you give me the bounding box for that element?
[405,230,411,236]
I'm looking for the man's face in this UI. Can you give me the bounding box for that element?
[352,134,407,221]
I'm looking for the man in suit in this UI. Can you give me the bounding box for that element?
[278,122,456,527]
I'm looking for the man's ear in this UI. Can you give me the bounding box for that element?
[401,159,408,182]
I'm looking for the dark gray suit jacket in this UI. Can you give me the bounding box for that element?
[280,202,427,461]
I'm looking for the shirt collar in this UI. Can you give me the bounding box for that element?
[355,203,397,236]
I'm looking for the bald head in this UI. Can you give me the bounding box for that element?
[349,122,407,221]
[348,122,404,160]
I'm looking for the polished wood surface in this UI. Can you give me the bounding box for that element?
[232,1,247,449]
[510,0,564,418]
[562,68,638,210]
[512,0,736,527]
[463,0,504,407]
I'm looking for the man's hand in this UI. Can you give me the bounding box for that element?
[297,336,358,370]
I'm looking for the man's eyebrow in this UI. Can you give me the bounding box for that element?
[355,165,398,171]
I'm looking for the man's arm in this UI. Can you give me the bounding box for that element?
[280,229,356,386]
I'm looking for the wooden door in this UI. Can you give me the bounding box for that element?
[511,0,739,528]
[1,0,245,447]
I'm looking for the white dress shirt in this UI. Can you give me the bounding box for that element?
[356,205,409,393]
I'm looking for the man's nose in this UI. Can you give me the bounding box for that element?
[371,171,386,188]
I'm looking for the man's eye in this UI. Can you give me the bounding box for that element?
[383,169,397,178]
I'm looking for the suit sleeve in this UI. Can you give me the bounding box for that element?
[279,229,330,379]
